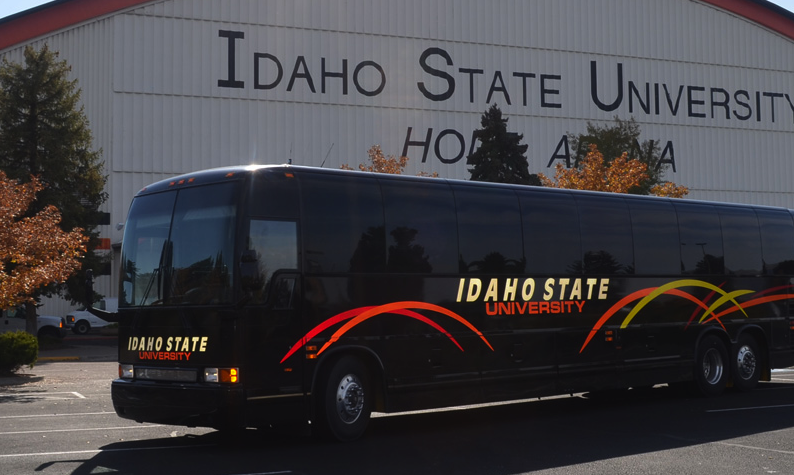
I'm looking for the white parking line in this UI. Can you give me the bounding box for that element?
[0,443,216,458]
[0,391,86,400]
[707,403,794,413]
[0,411,115,420]
[717,441,794,456]
[0,425,163,436]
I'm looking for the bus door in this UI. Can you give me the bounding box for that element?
[241,219,306,421]
[243,273,305,414]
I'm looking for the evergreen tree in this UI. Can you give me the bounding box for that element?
[0,45,107,322]
[467,104,539,185]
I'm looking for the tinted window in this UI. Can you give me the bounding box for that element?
[120,184,237,307]
[453,184,524,274]
[300,172,385,273]
[675,202,724,275]
[120,191,176,307]
[627,198,680,275]
[381,178,457,274]
[757,208,794,275]
[248,220,298,303]
[167,185,237,304]
[576,194,633,274]
[519,190,581,274]
[720,207,762,275]
[249,169,300,218]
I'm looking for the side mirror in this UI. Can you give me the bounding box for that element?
[240,250,264,291]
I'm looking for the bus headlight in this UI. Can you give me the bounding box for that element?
[204,367,239,383]
[119,364,134,379]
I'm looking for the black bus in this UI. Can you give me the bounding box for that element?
[111,165,794,441]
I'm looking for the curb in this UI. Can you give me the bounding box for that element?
[38,356,80,362]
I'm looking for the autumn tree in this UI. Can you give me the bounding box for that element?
[0,45,106,314]
[342,145,438,177]
[538,144,689,198]
[567,117,675,195]
[0,172,87,333]
[539,144,689,197]
[467,104,540,185]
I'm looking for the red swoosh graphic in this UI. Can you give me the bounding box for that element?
[703,294,794,323]
[279,307,373,363]
[281,302,491,363]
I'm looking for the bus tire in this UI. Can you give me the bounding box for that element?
[732,334,761,391]
[694,334,729,397]
[316,355,371,442]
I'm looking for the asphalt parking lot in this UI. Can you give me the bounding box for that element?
[3,335,794,475]
[37,334,118,363]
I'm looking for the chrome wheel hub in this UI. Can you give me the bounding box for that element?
[336,373,364,424]
[736,345,757,381]
[702,347,724,385]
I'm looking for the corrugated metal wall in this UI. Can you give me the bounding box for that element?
[1,0,793,316]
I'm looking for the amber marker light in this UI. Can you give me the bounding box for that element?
[221,368,239,383]
[305,345,318,360]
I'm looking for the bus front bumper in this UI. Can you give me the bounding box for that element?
[111,378,245,429]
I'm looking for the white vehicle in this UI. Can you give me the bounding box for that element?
[1,307,67,339]
[67,298,118,335]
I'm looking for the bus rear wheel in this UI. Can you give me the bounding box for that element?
[694,334,729,397]
[316,356,371,442]
[732,334,761,391]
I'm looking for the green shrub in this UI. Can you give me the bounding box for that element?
[0,331,39,375]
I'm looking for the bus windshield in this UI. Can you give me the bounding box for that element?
[120,182,238,307]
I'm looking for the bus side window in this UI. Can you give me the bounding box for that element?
[719,207,762,276]
[380,178,457,274]
[248,220,298,304]
[518,190,582,275]
[299,173,384,273]
[452,183,524,274]
[675,202,724,275]
[628,198,680,275]
[576,194,633,275]
[757,208,794,275]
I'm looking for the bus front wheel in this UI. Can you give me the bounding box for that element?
[694,334,729,397]
[732,334,761,391]
[316,355,372,442]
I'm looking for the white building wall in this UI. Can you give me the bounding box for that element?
[106,0,794,212]
[1,0,793,316]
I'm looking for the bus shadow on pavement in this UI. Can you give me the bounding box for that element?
[65,381,794,475]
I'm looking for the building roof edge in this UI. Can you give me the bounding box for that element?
[0,0,154,51]
[699,0,794,40]
[1,0,794,52]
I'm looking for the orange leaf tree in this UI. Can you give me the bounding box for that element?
[539,144,688,197]
[650,181,690,198]
[342,145,438,177]
[0,172,87,321]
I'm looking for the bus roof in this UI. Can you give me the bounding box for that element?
[135,164,793,214]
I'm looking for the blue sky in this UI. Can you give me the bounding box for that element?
[0,0,52,19]
[1,0,794,22]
